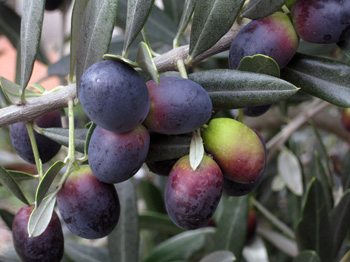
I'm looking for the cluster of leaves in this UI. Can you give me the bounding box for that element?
[0,0,349,262]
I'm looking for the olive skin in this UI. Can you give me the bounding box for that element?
[9,110,62,165]
[12,206,64,262]
[57,165,120,239]
[144,77,212,135]
[45,0,64,11]
[165,155,223,230]
[202,118,266,184]
[229,12,299,70]
[341,108,350,132]
[78,60,150,133]
[88,125,150,184]
[292,0,350,44]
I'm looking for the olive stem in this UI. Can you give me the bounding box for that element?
[237,108,243,123]
[177,59,188,79]
[25,123,43,180]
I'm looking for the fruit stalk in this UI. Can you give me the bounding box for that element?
[25,123,43,179]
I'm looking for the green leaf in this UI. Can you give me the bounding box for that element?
[65,242,109,262]
[0,165,29,205]
[293,250,321,262]
[242,236,269,261]
[7,170,37,184]
[173,0,196,48]
[312,151,333,213]
[139,211,184,235]
[163,0,185,25]
[123,0,155,55]
[242,0,287,20]
[145,4,180,47]
[281,53,350,107]
[40,128,88,154]
[277,148,303,196]
[341,150,350,190]
[330,189,350,256]
[0,208,15,230]
[28,193,56,237]
[108,180,139,262]
[138,180,166,214]
[189,129,204,171]
[188,0,244,63]
[76,0,118,89]
[84,122,96,156]
[146,134,191,163]
[189,69,298,109]
[20,0,45,100]
[208,195,248,261]
[199,251,235,262]
[69,0,89,81]
[0,77,40,104]
[258,227,298,257]
[136,42,160,85]
[295,178,334,262]
[144,227,215,262]
[48,55,70,77]
[35,161,65,207]
[237,54,280,77]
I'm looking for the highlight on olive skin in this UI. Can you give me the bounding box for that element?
[57,165,120,239]
[9,110,62,165]
[229,12,299,70]
[202,118,266,184]
[164,155,223,230]
[12,206,64,262]
[88,125,150,184]
[144,77,212,135]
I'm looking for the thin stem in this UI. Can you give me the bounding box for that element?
[142,27,160,57]
[266,99,330,163]
[67,99,76,162]
[177,59,188,79]
[238,108,243,123]
[25,123,43,179]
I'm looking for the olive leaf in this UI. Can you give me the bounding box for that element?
[136,42,160,85]
[242,0,287,20]
[189,129,204,171]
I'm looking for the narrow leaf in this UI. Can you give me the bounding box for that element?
[76,0,118,89]
[28,193,56,237]
[0,208,15,230]
[237,54,280,77]
[40,128,88,154]
[188,0,245,63]
[0,165,29,205]
[69,0,89,81]
[146,134,191,163]
[144,228,215,262]
[123,0,155,55]
[242,236,269,262]
[20,0,45,99]
[277,148,303,196]
[6,170,37,184]
[242,0,287,20]
[189,69,298,109]
[65,242,109,262]
[209,195,249,261]
[295,178,334,262]
[189,129,204,171]
[281,53,350,107]
[0,77,39,104]
[199,251,235,262]
[139,211,184,235]
[313,151,333,213]
[330,189,350,256]
[341,150,350,190]
[35,161,65,207]
[108,180,139,262]
[136,42,160,85]
[173,0,196,48]
[84,122,96,155]
[163,0,185,25]
[293,250,321,262]
[258,227,298,257]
